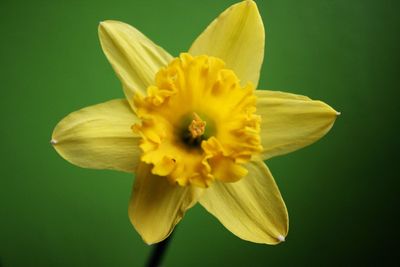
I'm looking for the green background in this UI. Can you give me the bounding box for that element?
[1,0,398,266]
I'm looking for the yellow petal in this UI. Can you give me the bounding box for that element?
[129,163,200,244]
[189,0,264,87]
[199,161,288,244]
[51,99,141,172]
[210,156,248,183]
[202,137,249,183]
[256,90,339,160]
[98,20,173,109]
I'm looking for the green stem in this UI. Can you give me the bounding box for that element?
[145,231,174,267]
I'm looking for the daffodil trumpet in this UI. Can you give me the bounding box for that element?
[51,0,338,246]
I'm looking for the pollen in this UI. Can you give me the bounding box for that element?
[188,113,206,139]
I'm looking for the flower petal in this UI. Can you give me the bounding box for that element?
[199,161,288,244]
[98,20,173,109]
[256,90,339,160]
[129,163,200,244]
[51,99,141,172]
[189,0,264,87]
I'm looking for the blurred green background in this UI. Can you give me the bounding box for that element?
[1,0,398,266]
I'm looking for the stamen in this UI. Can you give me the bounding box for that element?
[188,113,206,139]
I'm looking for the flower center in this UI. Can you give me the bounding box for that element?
[179,112,210,149]
[132,53,262,187]
[188,112,206,139]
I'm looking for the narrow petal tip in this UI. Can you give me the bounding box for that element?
[50,139,58,145]
[98,21,107,29]
[98,20,112,31]
[336,111,341,116]
[99,20,108,26]
[277,234,286,242]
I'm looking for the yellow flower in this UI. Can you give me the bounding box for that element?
[51,0,338,245]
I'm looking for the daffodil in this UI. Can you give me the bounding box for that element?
[51,0,338,245]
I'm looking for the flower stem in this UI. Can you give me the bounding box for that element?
[145,231,174,267]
